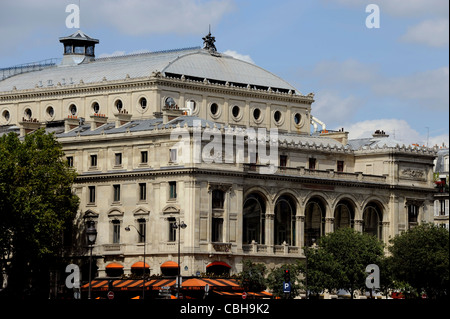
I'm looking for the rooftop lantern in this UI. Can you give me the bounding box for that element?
[59,30,99,65]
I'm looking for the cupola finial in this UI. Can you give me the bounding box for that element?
[202,25,217,52]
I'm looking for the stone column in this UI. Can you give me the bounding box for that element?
[296,216,305,255]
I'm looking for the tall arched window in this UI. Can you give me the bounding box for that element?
[363,202,383,239]
[274,195,296,246]
[305,198,326,246]
[334,200,355,230]
[243,193,266,244]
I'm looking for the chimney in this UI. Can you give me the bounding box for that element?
[19,118,45,137]
[64,116,81,133]
[372,130,389,138]
[115,109,132,128]
[320,128,349,145]
[90,114,108,130]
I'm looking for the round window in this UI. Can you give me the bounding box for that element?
[253,108,261,121]
[210,103,219,115]
[165,97,176,109]
[232,105,240,118]
[115,99,123,112]
[92,102,100,114]
[274,110,282,123]
[69,104,77,116]
[139,97,147,109]
[2,110,10,122]
[24,108,32,120]
[46,106,55,118]
[294,113,301,125]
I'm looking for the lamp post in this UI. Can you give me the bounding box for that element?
[86,220,97,300]
[172,219,187,299]
[125,225,146,300]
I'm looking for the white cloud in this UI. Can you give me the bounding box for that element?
[400,19,449,47]
[84,0,235,36]
[312,90,361,126]
[223,50,254,64]
[372,66,449,111]
[345,118,423,145]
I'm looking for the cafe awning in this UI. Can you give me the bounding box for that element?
[105,262,124,269]
[160,261,179,269]
[206,261,231,268]
[131,262,150,269]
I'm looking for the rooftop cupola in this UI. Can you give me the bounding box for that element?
[59,30,99,65]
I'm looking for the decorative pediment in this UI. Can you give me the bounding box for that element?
[162,205,180,214]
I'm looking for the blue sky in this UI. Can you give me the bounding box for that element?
[1,0,448,147]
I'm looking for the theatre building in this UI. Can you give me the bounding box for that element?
[0,31,438,297]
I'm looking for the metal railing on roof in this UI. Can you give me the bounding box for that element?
[0,58,60,81]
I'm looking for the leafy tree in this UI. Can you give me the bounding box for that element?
[387,223,449,299]
[266,261,302,298]
[303,227,384,298]
[237,259,267,294]
[301,246,342,298]
[0,129,79,297]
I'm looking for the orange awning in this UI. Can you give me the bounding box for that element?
[161,261,179,268]
[131,262,150,268]
[206,261,231,268]
[106,262,124,269]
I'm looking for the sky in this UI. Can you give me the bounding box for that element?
[0,0,448,147]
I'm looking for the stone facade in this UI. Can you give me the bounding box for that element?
[0,31,439,279]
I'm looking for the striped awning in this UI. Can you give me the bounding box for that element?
[81,278,176,291]
[81,277,242,291]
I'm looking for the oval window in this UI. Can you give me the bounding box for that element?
[46,106,55,118]
[294,113,301,125]
[139,97,147,109]
[210,103,219,115]
[2,110,10,122]
[165,97,176,109]
[115,100,123,112]
[274,110,282,123]
[69,104,77,116]
[92,102,100,113]
[253,108,261,121]
[24,108,32,120]
[232,105,240,118]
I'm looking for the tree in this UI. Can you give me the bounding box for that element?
[0,129,79,297]
[304,227,384,298]
[266,261,302,298]
[238,259,267,294]
[387,223,449,299]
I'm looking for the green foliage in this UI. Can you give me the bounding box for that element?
[237,259,267,292]
[0,129,79,296]
[266,261,302,298]
[304,227,384,298]
[387,223,449,299]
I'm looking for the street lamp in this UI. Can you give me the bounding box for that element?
[172,219,187,299]
[86,220,97,300]
[125,225,146,300]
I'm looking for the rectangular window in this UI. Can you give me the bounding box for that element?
[112,220,120,244]
[337,160,344,172]
[309,158,316,170]
[168,217,177,242]
[115,153,122,166]
[169,149,177,163]
[67,156,74,167]
[169,181,177,199]
[141,151,148,164]
[88,186,96,203]
[212,218,223,242]
[138,219,146,243]
[113,184,121,202]
[90,154,97,167]
[280,155,288,167]
[139,183,147,201]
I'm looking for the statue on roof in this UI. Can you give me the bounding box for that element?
[202,28,217,52]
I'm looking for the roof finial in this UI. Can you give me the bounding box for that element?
[202,26,217,52]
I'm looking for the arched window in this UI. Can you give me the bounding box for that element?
[274,195,296,245]
[334,200,355,230]
[304,198,326,246]
[363,202,383,239]
[243,193,266,244]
